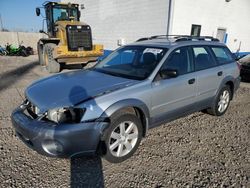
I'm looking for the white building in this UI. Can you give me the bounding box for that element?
[62,0,250,54]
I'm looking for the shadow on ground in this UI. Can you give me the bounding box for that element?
[68,86,104,187]
[0,61,39,92]
[70,156,104,188]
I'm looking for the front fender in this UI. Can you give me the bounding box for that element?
[100,98,150,136]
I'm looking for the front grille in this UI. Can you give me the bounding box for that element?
[66,25,93,51]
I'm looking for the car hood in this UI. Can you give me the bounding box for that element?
[25,70,139,112]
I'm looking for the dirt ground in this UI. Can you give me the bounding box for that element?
[0,56,249,188]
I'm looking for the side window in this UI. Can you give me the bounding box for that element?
[211,47,234,64]
[161,47,193,76]
[193,47,216,71]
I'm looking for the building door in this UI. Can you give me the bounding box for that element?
[216,28,227,42]
[191,24,201,36]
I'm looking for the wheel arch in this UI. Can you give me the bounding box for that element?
[100,99,150,137]
[37,38,60,58]
[218,76,235,100]
[38,38,60,46]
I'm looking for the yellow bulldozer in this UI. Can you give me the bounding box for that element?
[36,2,103,73]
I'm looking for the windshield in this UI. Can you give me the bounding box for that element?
[94,46,167,80]
[53,6,78,22]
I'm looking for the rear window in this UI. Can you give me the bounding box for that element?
[211,47,234,64]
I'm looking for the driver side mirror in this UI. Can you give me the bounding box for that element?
[36,8,41,16]
[159,68,178,79]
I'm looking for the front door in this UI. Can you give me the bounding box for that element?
[151,46,197,126]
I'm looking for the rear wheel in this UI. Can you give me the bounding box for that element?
[102,113,142,163]
[43,43,60,73]
[205,85,232,116]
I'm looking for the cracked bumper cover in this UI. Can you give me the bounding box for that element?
[11,107,108,158]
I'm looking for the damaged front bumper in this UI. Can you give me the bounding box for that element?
[11,106,108,158]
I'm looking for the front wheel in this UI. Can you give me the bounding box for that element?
[43,43,60,73]
[102,113,142,163]
[37,43,44,65]
[206,85,232,116]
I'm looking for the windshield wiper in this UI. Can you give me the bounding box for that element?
[94,68,122,77]
[93,68,144,80]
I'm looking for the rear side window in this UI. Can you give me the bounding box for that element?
[192,47,216,71]
[211,47,234,64]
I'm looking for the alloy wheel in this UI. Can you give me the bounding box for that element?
[218,90,230,113]
[108,121,138,157]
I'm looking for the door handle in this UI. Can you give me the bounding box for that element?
[188,78,195,84]
[217,71,223,76]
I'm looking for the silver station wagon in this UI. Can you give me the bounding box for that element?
[11,35,240,163]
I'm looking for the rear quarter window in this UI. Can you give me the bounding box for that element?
[211,47,234,64]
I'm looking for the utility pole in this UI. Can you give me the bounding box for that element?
[166,0,173,35]
[0,14,3,31]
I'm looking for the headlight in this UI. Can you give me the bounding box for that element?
[47,107,85,124]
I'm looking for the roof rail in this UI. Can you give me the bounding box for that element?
[136,35,220,42]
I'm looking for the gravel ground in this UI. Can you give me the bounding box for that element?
[0,56,249,188]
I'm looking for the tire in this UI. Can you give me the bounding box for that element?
[43,43,60,73]
[206,85,232,116]
[27,46,33,55]
[20,49,28,57]
[37,42,44,65]
[102,112,143,163]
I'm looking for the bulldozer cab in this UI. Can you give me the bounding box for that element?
[37,2,81,37]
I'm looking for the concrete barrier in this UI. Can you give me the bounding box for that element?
[0,31,47,51]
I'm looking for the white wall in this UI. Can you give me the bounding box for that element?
[0,31,46,49]
[63,0,170,50]
[62,0,250,53]
[171,0,250,52]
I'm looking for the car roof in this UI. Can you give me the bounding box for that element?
[129,38,227,49]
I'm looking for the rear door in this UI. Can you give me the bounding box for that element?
[192,46,222,103]
[210,46,237,79]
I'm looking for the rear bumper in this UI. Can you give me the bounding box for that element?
[11,107,108,158]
